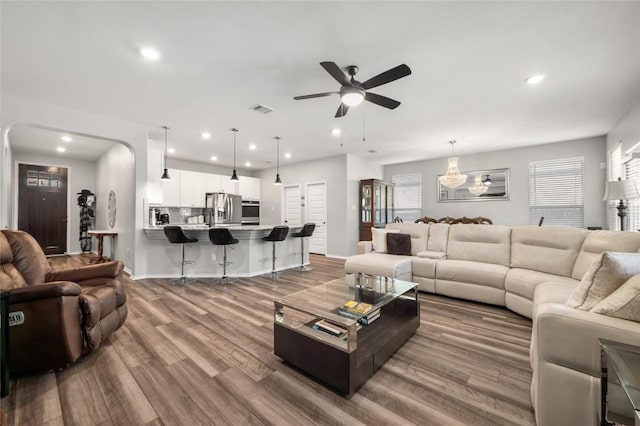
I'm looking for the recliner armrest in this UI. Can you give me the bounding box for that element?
[8,281,81,304]
[46,260,124,283]
[357,241,373,254]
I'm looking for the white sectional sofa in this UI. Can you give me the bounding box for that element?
[345,222,640,426]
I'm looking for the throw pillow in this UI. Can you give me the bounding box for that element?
[387,233,412,256]
[371,228,399,253]
[591,274,640,322]
[566,252,640,311]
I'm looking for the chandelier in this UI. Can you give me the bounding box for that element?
[468,174,488,196]
[438,140,467,189]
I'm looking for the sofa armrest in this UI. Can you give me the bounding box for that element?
[8,281,81,304]
[46,260,124,283]
[357,241,373,254]
[534,303,640,376]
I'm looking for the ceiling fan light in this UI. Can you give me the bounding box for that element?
[482,175,493,185]
[340,87,365,106]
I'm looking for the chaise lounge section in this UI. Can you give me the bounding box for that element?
[345,222,640,425]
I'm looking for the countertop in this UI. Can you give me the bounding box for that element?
[144,224,301,232]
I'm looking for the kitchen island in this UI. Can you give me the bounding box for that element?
[143,224,308,279]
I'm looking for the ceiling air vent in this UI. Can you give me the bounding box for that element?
[249,104,275,114]
[368,149,380,154]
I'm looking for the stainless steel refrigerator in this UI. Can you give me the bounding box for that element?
[205,193,242,225]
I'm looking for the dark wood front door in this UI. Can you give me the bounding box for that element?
[18,164,68,255]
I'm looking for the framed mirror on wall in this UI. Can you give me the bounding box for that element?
[438,168,510,202]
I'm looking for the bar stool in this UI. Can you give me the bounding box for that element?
[262,226,289,279]
[163,226,198,285]
[291,223,316,272]
[208,228,239,284]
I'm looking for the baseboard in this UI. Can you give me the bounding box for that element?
[325,253,348,260]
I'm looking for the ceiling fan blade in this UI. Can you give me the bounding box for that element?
[335,103,349,118]
[361,64,412,90]
[293,92,339,100]
[365,92,401,109]
[320,62,351,86]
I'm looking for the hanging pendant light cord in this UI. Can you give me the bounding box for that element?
[233,129,237,170]
[163,126,168,168]
[362,101,366,142]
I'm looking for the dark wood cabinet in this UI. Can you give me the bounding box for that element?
[359,179,394,241]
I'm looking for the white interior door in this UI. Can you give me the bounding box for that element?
[305,181,326,255]
[282,184,301,226]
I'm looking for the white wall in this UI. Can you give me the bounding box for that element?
[167,156,253,177]
[1,134,13,229]
[257,155,349,257]
[96,143,135,264]
[11,150,97,253]
[607,100,640,154]
[346,154,383,255]
[384,136,607,228]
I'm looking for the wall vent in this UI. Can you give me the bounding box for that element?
[368,149,380,154]
[249,104,275,114]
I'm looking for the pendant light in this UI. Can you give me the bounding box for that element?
[161,125,171,180]
[468,174,488,196]
[230,128,239,181]
[274,136,282,185]
[438,140,467,189]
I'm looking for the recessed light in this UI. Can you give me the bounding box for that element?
[140,47,161,61]
[167,148,175,154]
[284,153,291,159]
[245,161,251,167]
[201,132,211,140]
[249,144,257,150]
[61,135,72,142]
[332,128,341,136]
[210,156,218,161]
[56,147,66,153]
[525,74,546,85]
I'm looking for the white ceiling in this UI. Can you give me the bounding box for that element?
[2,1,639,169]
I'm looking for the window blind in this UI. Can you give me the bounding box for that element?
[625,157,640,232]
[392,173,422,222]
[608,144,622,230]
[529,157,584,228]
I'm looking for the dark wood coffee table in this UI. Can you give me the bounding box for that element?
[274,274,419,397]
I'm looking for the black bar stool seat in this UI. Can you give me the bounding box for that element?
[209,228,239,284]
[163,226,198,285]
[292,223,316,272]
[262,226,289,279]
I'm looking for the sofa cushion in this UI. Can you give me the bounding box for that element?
[386,223,429,255]
[446,225,512,267]
[571,230,640,280]
[344,252,412,279]
[2,230,52,285]
[0,232,13,263]
[591,274,640,321]
[506,268,578,301]
[0,264,28,290]
[371,228,399,253]
[436,259,509,289]
[386,233,411,256]
[566,252,640,310]
[511,226,588,277]
[427,223,449,252]
[412,257,438,279]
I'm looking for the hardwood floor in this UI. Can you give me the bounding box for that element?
[1,254,535,425]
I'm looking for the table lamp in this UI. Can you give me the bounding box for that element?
[603,177,640,231]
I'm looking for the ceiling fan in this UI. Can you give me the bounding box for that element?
[293,61,412,118]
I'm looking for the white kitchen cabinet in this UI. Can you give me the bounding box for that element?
[206,173,238,195]
[161,168,181,206]
[239,176,261,201]
[180,170,206,207]
[222,175,239,195]
[205,174,222,193]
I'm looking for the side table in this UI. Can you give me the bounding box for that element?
[87,230,118,262]
[599,339,640,426]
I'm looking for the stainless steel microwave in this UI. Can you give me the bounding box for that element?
[241,201,260,224]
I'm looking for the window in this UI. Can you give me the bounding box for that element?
[607,143,622,230]
[624,155,640,232]
[529,157,584,228]
[392,173,421,222]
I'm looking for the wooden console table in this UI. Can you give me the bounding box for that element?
[88,230,118,262]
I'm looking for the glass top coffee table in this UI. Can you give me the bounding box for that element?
[273,273,419,396]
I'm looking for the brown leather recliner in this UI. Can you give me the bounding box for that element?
[0,230,127,375]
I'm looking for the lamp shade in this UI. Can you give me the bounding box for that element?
[603,178,640,201]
